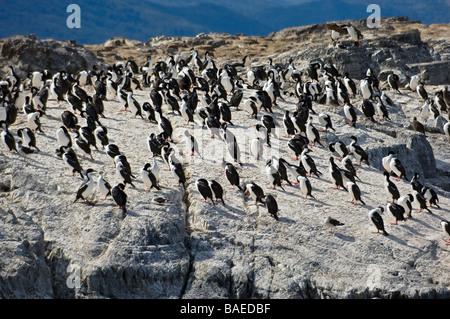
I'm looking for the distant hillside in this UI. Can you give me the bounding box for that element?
[0,0,448,44]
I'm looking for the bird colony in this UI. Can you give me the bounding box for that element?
[1,26,450,298]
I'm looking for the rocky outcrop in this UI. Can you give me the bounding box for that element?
[0,18,449,300]
[0,34,106,78]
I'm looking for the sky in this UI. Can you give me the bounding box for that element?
[0,0,448,44]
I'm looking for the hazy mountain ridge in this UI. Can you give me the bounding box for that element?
[0,0,448,44]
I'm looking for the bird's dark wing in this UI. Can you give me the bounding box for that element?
[326,23,348,35]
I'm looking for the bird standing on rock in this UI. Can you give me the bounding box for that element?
[264,194,279,221]
[412,117,426,135]
[384,171,400,203]
[112,183,127,215]
[348,136,369,166]
[225,162,243,191]
[97,171,112,200]
[441,220,450,245]
[196,178,214,204]
[298,175,315,199]
[387,202,406,225]
[347,181,365,205]
[301,147,322,178]
[329,157,347,191]
[209,180,225,204]
[74,169,96,205]
[324,216,344,234]
[369,207,388,236]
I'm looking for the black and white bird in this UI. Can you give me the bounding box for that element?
[318,113,335,132]
[301,147,322,178]
[264,194,279,221]
[265,159,284,190]
[422,186,440,208]
[97,171,112,200]
[368,206,388,236]
[272,157,292,186]
[280,158,306,184]
[382,151,395,174]
[22,96,36,114]
[347,181,365,205]
[27,111,44,133]
[16,140,35,157]
[219,102,233,126]
[326,23,364,47]
[361,99,376,123]
[287,135,308,160]
[206,115,222,139]
[94,125,109,149]
[196,178,214,204]
[106,144,121,165]
[80,126,98,151]
[413,190,432,213]
[225,162,243,191]
[417,83,428,101]
[381,88,396,108]
[61,110,79,131]
[250,137,263,161]
[329,157,348,191]
[255,124,271,148]
[348,136,369,166]
[283,110,296,137]
[329,141,349,161]
[398,194,414,219]
[116,160,136,188]
[141,163,161,192]
[343,73,357,97]
[409,75,420,92]
[17,127,40,151]
[389,155,408,181]
[74,169,96,205]
[223,125,241,164]
[74,130,94,160]
[147,133,164,158]
[66,89,83,113]
[374,95,390,121]
[242,98,258,119]
[387,74,401,93]
[125,92,143,119]
[155,107,173,141]
[386,202,406,225]
[170,154,186,189]
[261,114,276,136]
[142,102,156,123]
[183,129,200,157]
[306,117,323,147]
[209,180,225,204]
[245,182,265,206]
[343,103,357,127]
[62,147,84,178]
[440,220,450,245]
[384,171,400,203]
[112,183,128,214]
[298,175,315,199]
[360,77,373,100]
[324,216,345,234]
[342,155,359,181]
